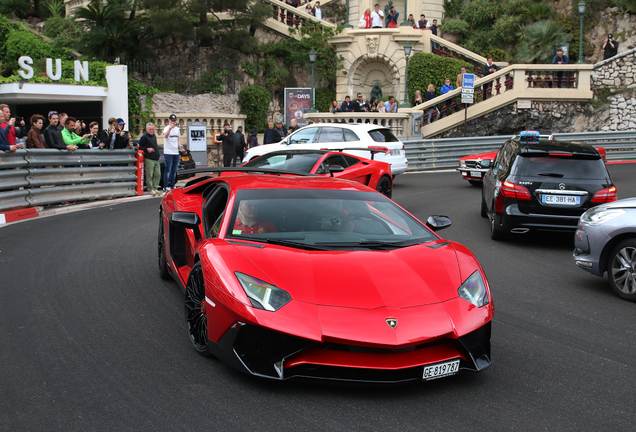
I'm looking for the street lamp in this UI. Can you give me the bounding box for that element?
[577,0,586,64]
[343,0,352,28]
[401,42,412,108]
[400,0,409,26]
[306,48,318,113]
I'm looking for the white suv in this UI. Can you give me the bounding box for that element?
[244,123,408,176]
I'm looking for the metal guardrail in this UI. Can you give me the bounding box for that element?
[404,131,636,171]
[0,149,138,212]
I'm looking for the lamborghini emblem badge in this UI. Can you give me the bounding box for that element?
[386,318,398,329]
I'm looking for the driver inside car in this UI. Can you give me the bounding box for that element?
[232,200,278,235]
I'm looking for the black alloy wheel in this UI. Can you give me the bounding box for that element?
[376,175,393,198]
[185,262,213,356]
[158,212,170,280]
[607,239,636,302]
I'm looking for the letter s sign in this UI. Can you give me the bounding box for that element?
[18,56,34,79]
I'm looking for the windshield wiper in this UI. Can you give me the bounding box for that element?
[314,239,423,249]
[538,173,564,177]
[231,236,327,251]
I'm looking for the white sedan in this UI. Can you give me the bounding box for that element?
[245,123,408,176]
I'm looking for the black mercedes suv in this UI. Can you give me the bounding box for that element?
[481,132,616,240]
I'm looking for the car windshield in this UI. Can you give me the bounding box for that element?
[243,153,321,172]
[226,189,436,250]
[368,129,399,143]
[512,156,608,179]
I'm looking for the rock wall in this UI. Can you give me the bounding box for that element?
[143,93,241,114]
[440,101,610,138]
[601,95,636,131]
[592,47,636,90]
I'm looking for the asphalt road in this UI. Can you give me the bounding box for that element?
[2,164,636,431]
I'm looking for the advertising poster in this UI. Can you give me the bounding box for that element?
[284,88,312,128]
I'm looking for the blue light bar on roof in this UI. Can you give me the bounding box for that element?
[519,130,540,143]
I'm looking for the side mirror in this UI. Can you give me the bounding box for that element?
[170,211,202,242]
[426,215,452,232]
[329,165,345,177]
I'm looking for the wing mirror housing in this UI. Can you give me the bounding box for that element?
[426,215,452,232]
[329,165,345,177]
[170,211,202,242]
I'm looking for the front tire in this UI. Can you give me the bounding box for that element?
[158,213,170,280]
[607,239,636,302]
[376,175,393,198]
[185,262,214,356]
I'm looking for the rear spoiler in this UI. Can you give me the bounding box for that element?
[318,146,389,160]
[177,167,318,180]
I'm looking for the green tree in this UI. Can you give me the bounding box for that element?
[239,85,271,132]
[0,0,30,19]
[407,53,473,102]
[517,20,572,64]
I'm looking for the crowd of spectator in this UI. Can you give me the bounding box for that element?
[357,5,438,32]
[0,104,133,154]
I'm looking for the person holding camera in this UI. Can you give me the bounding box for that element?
[385,5,399,28]
[0,117,20,152]
[117,118,133,148]
[62,117,90,149]
[163,114,182,191]
[0,104,16,145]
[603,34,618,60]
[221,122,235,167]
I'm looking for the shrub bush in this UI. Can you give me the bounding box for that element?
[4,27,69,73]
[239,86,271,132]
[439,18,470,36]
[407,53,474,101]
[316,87,335,113]
[461,0,499,28]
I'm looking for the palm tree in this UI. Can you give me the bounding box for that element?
[517,20,572,64]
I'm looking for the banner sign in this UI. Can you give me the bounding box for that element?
[187,122,207,152]
[284,88,312,129]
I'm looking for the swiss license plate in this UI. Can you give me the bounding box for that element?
[470,171,482,178]
[542,194,580,205]
[391,149,401,155]
[423,360,460,381]
[181,156,190,161]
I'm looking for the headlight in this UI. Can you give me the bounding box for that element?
[458,271,488,307]
[459,160,467,168]
[235,272,291,311]
[581,208,625,226]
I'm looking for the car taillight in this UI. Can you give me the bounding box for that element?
[501,181,532,200]
[369,146,390,155]
[591,186,617,203]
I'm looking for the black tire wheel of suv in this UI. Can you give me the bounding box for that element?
[185,262,214,356]
[607,239,636,302]
[490,204,506,241]
[158,213,170,280]
[480,194,488,218]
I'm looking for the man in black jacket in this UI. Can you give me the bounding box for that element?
[44,111,75,151]
[263,121,281,144]
[221,123,235,167]
[233,126,246,167]
[138,123,161,196]
[481,57,500,99]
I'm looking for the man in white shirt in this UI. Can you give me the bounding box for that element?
[313,1,323,20]
[162,114,182,191]
[371,4,384,28]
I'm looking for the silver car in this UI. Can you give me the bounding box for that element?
[574,197,636,302]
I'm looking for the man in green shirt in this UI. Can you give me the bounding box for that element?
[61,116,90,148]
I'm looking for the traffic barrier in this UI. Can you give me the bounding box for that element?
[404,131,636,171]
[0,148,138,212]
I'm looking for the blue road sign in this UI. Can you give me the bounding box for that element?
[462,74,475,89]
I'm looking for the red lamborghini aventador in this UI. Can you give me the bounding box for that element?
[158,169,493,384]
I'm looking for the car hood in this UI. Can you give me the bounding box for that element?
[232,241,461,309]
[594,197,636,210]
[461,150,497,161]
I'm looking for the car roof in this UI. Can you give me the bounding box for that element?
[296,123,390,132]
[513,139,600,157]
[184,173,375,194]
